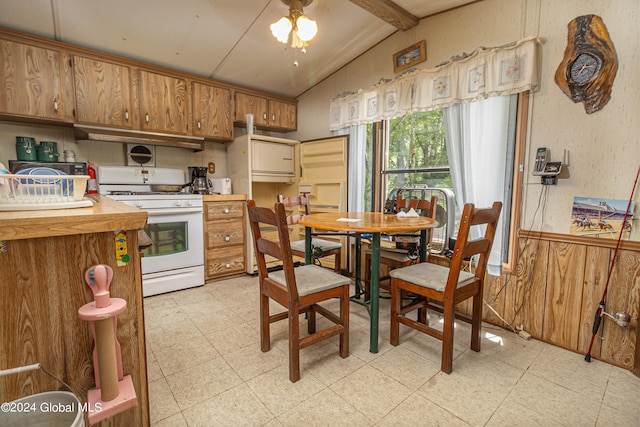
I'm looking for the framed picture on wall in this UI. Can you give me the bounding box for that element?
[393,40,427,73]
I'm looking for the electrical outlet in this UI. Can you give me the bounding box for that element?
[208,162,215,174]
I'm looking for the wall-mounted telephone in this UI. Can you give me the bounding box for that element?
[532,147,564,185]
[533,147,549,174]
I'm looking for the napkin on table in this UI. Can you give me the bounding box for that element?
[396,208,419,217]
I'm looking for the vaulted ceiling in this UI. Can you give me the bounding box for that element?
[0,0,478,98]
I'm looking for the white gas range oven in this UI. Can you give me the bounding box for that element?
[98,166,204,297]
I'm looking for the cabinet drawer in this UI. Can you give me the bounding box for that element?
[206,219,244,248]
[205,202,244,220]
[206,246,245,276]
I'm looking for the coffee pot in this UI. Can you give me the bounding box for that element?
[188,166,210,194]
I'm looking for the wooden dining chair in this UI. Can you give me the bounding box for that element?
[389,201,502,374]
[277,194,342,273]
[361,194,438,300]
[247,200,350,383]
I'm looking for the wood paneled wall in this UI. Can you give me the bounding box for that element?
[480,231,640,372]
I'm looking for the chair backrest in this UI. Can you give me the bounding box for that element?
[247,200,300,298]
[395,194,439,246]
[277,194,311,226]
[446,201,502,293]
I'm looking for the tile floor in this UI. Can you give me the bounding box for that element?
[145,275,640,426]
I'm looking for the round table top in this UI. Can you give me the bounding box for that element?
[298,211,438,233]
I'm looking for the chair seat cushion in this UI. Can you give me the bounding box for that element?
[389,262,475,292]
[269,265,351,296]
[290,238,342,253]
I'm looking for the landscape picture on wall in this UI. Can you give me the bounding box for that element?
[570,196,634,238]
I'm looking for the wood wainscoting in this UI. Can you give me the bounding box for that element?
[474,231,640,374]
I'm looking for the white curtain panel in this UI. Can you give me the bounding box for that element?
[334,125,366,213]
[444,95,517,276]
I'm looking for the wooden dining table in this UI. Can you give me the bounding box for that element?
[298,212,438,353]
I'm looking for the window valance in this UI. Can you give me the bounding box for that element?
[329,37,542,131]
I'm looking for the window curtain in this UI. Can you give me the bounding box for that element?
[329,37,541,131]
[443,95,517,276]
[335,125,366,213]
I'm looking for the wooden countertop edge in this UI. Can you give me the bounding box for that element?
[203,194,246,202]
[0,195,147,240]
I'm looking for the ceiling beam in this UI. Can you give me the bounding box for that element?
[348,0,419,30]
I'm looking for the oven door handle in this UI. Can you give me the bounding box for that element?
[146,207,203,216]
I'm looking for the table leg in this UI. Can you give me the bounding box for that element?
[354,234,362,298]
[369,232,380,353]
[305,227,312,265]
[419,229,427,262]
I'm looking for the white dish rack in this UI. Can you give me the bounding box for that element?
[0,173,92,210]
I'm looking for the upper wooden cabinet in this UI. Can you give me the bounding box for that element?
[0,39,70,122]
[192,82,233,141]
[0,29,296,140]
[235,91,297,131]
[138,70,189,135]
[269,98,297,130]
[235,92,269,127]
[73,56,133,128]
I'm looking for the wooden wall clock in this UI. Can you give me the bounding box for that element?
[554,15,618,114]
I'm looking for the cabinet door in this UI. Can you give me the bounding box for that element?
[235,92,268,126]
[0,39,64,120]
[269,99,297,130]
[73,56,132,128]
[139,70,188,134]
[193,82,232,140]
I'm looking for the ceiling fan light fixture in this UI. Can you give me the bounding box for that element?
[271,0,317,49]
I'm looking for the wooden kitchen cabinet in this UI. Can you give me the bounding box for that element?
[73,55,133,128]
[138,69,189,134]
[192,82,233,141]
[0,38,72,122]
[235,91,269,127]
[0,196,150,427]
[235,91,297,131]
[204,198,246,280]
[268,98,297,130]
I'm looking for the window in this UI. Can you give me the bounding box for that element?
[384,109,451,191]
[359,93,527,272]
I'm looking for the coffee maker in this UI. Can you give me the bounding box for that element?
[188,166,210,194]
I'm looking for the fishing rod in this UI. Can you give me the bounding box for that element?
[585,164,640,362]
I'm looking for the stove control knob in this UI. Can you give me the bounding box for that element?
[185,200,193,207]
[134,201,143,208]
[174,200,183,207]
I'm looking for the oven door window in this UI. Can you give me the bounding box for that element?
[141,209,204,274]
[142,221,188,257]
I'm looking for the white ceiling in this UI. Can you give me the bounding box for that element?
[0,0,477,98]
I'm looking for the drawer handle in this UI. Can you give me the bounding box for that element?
[145,112,149,123]
[224,236,230,242]
[223,208,230,214]
[225,263,231,269]
[53,98,59,112]
[197,120,201,129]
